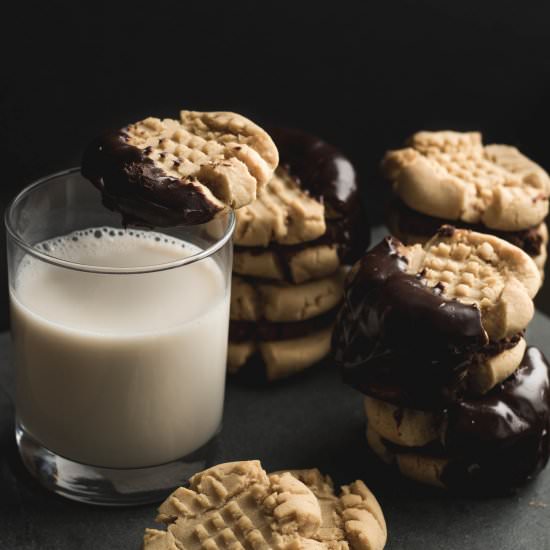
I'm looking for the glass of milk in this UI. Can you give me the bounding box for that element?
[5,168,234,505]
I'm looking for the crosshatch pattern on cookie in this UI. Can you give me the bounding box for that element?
[413,238,506,308]
[126,111,278,209]
[402,227,540,340]
[234,167,326,247]
[144,461,387,550]
[383,131,550,229]
[145,461,326,549]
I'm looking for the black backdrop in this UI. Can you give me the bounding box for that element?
[1,0,550,328]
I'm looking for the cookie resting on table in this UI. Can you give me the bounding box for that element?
[143,460,387,549]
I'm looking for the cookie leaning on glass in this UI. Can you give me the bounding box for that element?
[382,131,550,274]
[82,111,279,226]
[228,128,370,382]
[333,226,550,493]
[143,460,387,549]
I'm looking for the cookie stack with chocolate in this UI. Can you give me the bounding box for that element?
[228,128,370,381]
[334,226,550,493]
[382,131,550,275]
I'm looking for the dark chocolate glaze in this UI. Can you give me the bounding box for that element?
[444,347,550,459]
[334,234,488,404]
[375,347,550,494]
[355,333,523,410]
[81,129,221,227]
[270,127,357,214]
[229,307,337,342]
[388,199,544,257]
[267,127,370,266]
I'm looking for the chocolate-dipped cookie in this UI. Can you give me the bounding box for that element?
[382,130,550,273]
[82,111,278,226]
[334,228,548,492]
[365,347,550,494]
[334,228,540,406]
[229,128,368,381]
[387,199,548,275]
[233,127,370,284]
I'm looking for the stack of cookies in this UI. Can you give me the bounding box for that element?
[382,131,550,275]
[228,128,370,381]
[144,460,387,549]
[334,226,550,493]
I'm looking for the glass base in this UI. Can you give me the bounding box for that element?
[15,421,220,506]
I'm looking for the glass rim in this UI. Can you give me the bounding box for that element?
[4,167,236,274]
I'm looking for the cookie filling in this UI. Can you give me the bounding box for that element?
[334,235,487,379]
[229,307,338,342]
[234,214,367,282]
[389,199,544,257]
[82,129,222,226]
[373,347,550,493]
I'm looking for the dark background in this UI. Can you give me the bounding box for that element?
[2,0,550,328]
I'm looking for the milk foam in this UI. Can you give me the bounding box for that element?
[34,226,192,267]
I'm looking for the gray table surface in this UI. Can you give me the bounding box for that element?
[1,310,550,549]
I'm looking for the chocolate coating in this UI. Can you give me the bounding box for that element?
[377,347,550,493]
[334,236,488,401]
[82,129,221,226]
[353,334,523,409]
[388,199,544,257]
[269,127,370,265]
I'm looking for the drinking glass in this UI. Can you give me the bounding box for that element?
[5,168,234,505]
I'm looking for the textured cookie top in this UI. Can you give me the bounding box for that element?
[144,461,387,550]
[82,110,278,226]
[334,228,540,390]
[404,227,540,339]
[234,166,326,246]
[144,460,322,549]
[286,469,387,550]
[234,127,369,256]
[382,131,550,230]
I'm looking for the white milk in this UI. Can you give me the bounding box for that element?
[11,227,230,468]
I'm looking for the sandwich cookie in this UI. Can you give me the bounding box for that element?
[82,110,278,226]
[229,128,369,381]
[229,271,345,381]
[387,200,548,275]
[143,460,387,549]
[233,127,370,284]
[365,347,550,494]
[382,131,550,272]
[334,227,540,405]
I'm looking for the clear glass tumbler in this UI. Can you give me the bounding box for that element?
[5,168,234,505]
